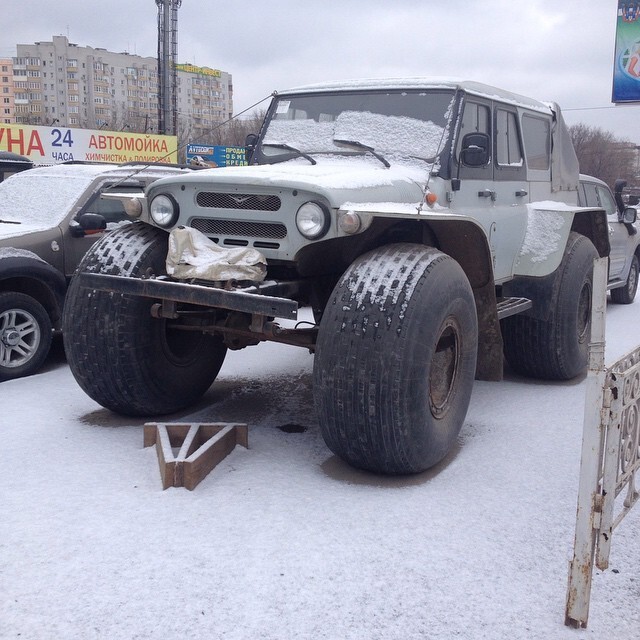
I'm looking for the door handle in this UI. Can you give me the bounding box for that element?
[478,189,496,201]
[515,190,528,197]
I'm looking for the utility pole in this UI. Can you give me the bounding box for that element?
[156,0,181,135]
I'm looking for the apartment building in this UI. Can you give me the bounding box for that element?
[1,58,16,124]
[9,36,233,136]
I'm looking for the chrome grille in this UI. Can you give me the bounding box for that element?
[190,218,287,239]
[196,192,281,211]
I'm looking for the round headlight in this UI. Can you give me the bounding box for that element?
[149,194,179,227]
[296,201,330,239]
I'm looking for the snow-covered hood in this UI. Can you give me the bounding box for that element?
[152,158,429,208]
[0,223,54,244]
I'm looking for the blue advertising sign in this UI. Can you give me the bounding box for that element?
[613,1,640,102]
[186,144,247,167]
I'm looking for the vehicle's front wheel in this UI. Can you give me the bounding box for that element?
[611,253,639,304]
[63,223,227,416]
[0,292,53,381]
[313,243,478,475]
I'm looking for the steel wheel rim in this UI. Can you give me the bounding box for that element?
[577,281,592,344]
[429,317,461,419]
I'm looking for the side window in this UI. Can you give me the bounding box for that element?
[495,109,523,167]
[577,182,586,207]
[522,115,550,170]
[77,185,143,224]
[456,101,493,180]
[595,185,617,217]
[89,195,129,224]
[456,101,490,163]
[581,182,599,207]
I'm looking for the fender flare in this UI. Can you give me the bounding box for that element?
[0,254,67,322]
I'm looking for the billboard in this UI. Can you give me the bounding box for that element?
[186,144,247,167]
[175,64,221,78]
[613,1,640,102]
[0,124,178,165]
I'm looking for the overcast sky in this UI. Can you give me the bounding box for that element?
[3,1,638,142]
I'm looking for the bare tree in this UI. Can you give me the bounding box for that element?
[569,123,638,189]
[187,110,265,148]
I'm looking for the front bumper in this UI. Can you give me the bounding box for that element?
[76,272,300,320]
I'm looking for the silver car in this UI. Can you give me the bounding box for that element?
[578,174,640,304]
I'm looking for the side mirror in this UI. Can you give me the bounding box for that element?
[623,206,637,224]
[77,213,107,236]
[245,133,259,164]
[460,132,490,167]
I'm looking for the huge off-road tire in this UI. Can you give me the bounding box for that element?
[611,253,639,304]
[313,243,478,475]
[63,223,227,416]
[0,292,53,381]
[502,232,598,380]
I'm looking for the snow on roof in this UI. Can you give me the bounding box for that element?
[22,162,189,180]
[280,77,552,113]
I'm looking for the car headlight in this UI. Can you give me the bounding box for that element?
[296,201,330,239]
[149,194,179,227]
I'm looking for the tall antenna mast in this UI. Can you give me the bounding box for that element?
[156,0,181,135]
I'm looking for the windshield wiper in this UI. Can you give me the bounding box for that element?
[0,219,20,224]
[261,143,317,165]
[333,139,390,168]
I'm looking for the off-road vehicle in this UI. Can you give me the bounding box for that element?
[63,78,630,474]
[0,162,197,381]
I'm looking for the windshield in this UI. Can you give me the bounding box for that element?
[259,90,455,162]
[0,173,96,227]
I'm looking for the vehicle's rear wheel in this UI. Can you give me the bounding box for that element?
[63,223,227,416]
[0,292,52,381]
[611,253,639,304]
[313,243,478,475]
[502,232,598,380]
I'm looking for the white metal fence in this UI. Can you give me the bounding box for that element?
[565,257,640,628]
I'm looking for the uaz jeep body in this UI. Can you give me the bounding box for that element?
[64,78,619,474]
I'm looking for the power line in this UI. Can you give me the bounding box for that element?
[564,105,639,111]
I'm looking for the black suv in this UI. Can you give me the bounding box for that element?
[0,162,197,381]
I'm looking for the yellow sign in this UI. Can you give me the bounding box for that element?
[0,124,178,164]
[175,63,221,78]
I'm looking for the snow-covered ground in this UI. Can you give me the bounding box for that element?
[2,301,640,640]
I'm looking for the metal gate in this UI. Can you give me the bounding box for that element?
[565,258,640,627]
